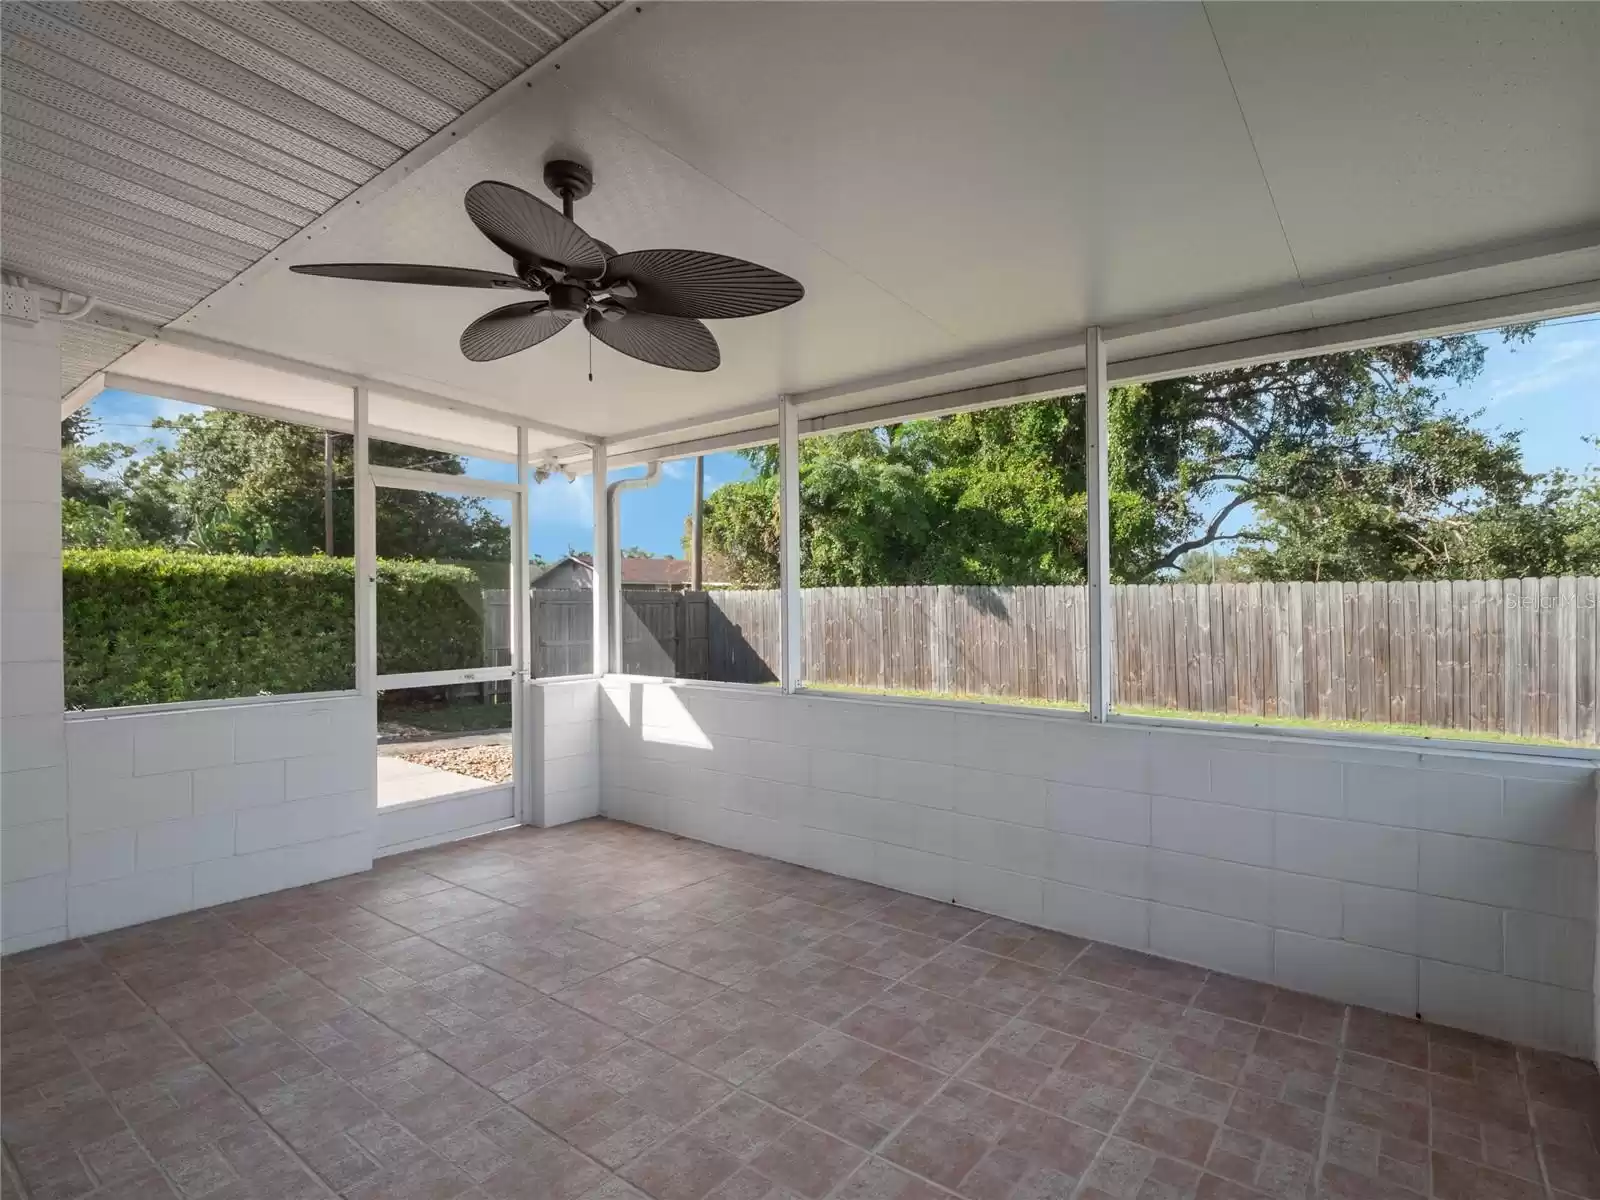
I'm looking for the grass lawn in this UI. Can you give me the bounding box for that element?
[800,682,1583,749]
[378,696,513,734]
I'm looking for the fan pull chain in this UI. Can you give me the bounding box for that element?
[587,327,594,382]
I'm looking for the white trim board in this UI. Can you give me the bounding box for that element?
[557,275,1600,472]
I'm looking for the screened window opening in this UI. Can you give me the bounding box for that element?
[61,390,355,709]
[795,408,1091,709]
[1106,315,1599,749]
[609,448,779,684]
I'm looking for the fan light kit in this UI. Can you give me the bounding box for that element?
[291,159,804,373]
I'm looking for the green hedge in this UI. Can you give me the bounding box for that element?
[63,549,486,709]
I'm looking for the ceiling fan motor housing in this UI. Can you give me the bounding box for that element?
[542,159,594,205]
[547,281,588,319]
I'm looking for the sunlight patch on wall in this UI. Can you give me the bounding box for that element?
[641,684,713,749]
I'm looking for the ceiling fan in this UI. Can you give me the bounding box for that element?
[290,160,804,373]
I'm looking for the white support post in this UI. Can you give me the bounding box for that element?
[591,441,611,675]
[514,426,531,824]
[778,395,803,693]
[1084,327,1113,721]
[354,385,376,698]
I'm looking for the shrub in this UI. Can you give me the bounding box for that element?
[63,550,484,709]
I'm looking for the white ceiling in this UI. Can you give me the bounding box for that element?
[128,2,1600,446]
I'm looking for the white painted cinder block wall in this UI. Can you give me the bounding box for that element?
[601,679,1600,1058]
[535,677,601,826]
[59,697,375,937]
[2,317,70,952]
[2,315,380,951]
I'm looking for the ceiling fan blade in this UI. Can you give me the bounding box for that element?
[290,262,529,289]
[585,309,720,373]
[464,181,607,280]
[460,301,573,362]
[602,249,804,319]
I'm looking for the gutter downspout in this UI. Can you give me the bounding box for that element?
[606,461,662,671]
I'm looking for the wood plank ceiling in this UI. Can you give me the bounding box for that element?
[0,0,618,396]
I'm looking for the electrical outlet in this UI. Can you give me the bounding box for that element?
[2,286,41,323]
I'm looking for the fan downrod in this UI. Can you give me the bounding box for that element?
[543,159,593,219]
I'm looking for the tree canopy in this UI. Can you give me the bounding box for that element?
[62,408,509,564]
[701,329,1599,586]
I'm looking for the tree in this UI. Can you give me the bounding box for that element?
[700,328,1599,585]
[1172,550,1248,583]
[62,408,148,549]
[62,408,510,563]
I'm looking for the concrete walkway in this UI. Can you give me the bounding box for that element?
[375,754,493,808]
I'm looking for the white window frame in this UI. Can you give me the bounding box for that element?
[752,295,1600,761]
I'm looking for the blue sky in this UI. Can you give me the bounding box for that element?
[80,388,756,562]
[79,315,1596,561]
[1192,314,1600,540]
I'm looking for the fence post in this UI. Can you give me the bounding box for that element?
[674,591,687,677]
[1085,326,1113,721]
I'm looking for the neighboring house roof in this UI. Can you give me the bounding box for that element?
[531,554,722,588]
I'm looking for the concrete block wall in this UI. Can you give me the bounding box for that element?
[59,697,375,936]
[534,677,600,825]
[1,316,68,953]
[2,314,377,949]
[377,785,515,856]
[601,680,1600,1058]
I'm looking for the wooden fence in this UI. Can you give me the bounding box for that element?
[489,579,1598,743]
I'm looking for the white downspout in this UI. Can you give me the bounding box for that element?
[606,461,662,671]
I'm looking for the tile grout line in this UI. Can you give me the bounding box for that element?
[382,837,969,1191]
[244,868,653,1185]
[15,825,1581,1200]
[1065,962,1272,1200]
[1048,941,1162,1200]
[0,1131,33,1200]
[1425,1026,1435,1200]
[1310,1004,1352,1200]
[77,873,619,1195]
[1517,1045,1559,1200]
[354,848,1314,1198]
[51,945,341,1200]
[405,847,1087,1195]
[312,838,909,1188]
[808,939,1101,1200]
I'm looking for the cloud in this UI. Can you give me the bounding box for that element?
[1546,336,1600,365]
[1471,332,1600,408]
[528,473,593,527]
[1485,358,1597,403]
[660,459,691,480]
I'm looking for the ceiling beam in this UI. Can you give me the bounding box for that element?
[1106,277,1600,385]
[98,371,520,464]
[72,312,596,445]
[556,273,1600,473]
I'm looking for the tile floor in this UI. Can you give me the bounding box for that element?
[4,818,1598,1200]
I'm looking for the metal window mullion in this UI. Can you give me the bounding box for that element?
[354,384,376,698]
[373,666,515,690]
[778,395,803,693]
[591,441,611,675]
[514,425,531,825]
[1085,327,1113,721]
[367,464,522,499]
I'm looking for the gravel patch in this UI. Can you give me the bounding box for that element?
[396,743,513,784]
